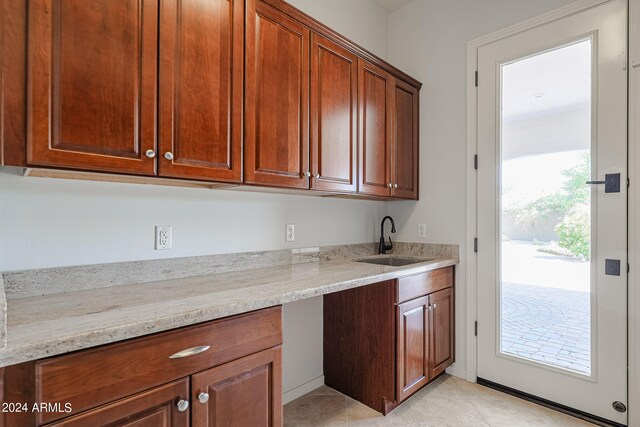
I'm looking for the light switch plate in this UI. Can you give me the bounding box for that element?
[285,224,295,242]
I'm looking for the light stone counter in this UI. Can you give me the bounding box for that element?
[0,243,458,367]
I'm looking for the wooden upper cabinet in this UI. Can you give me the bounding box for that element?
[392,79,419,200]
[27,0,158,175]
[245,0,310,189]
[358,59,394,197]
[191,346,283,427]
[158,0,243,183]
[47,379,189,427]
[310,34,358,193]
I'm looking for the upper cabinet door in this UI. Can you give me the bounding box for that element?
[310,34,357,193]
[392,79,419,200]
[245,0,310,189]
[158,0,243,183]
[358,59,393,197]
[27,0,158,175]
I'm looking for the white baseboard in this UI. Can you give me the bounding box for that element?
[445,365,467,380]
[282,375,325,404]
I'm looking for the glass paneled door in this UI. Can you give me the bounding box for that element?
[476,0,627,424]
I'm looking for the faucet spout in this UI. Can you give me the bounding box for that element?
[379,216,396,255]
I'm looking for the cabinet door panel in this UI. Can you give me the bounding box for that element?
[28,0,158,175]
[47,379,189,427]
[158,0,243,182]
[397,296,429,402]
[392,79,419,200]
[245,0,309,189]
[429,287,455,378]
[358,59,392,197]
[191,346,282,427]
[310,34,357,193]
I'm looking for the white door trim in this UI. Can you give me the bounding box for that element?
[465,0,621,387]
[628,0,639,426]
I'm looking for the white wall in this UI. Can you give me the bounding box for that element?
[287,0,388,59]
[387,0,576,380]
[0,0,389,400]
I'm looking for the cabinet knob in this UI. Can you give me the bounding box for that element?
[177,399,189,412]
[427,304,433,311]
[387,183,392,188]
[394,183,398,188]
[145,149,156,159]
[313,173,320,179]
[164,152,174,161]
[198,392,210,404]
[432,303,437,309]
[303,171,311,178]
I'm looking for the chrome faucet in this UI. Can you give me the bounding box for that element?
[379,216,396,254]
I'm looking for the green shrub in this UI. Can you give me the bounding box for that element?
[555,206,590,260]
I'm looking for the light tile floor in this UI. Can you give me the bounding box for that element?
[284,375,593,426]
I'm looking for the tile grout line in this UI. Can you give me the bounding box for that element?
[450,379,494,426]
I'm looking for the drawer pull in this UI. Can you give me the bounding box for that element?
[169,345,211,359]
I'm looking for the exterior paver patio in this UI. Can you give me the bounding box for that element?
[501,282,591,374]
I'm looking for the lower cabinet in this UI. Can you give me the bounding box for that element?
[47,379,190,427]
[324,266,455,414]
[397,296,430,402]
[2,307,283,427]
[191,347,282,426]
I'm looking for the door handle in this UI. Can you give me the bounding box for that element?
[585,173,620,193]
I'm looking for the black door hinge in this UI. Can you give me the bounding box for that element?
[474,238,478,253]
[474,70,478,87]
[475,321,478,337]
[474,154,478,170]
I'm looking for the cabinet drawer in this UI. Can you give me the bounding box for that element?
[35,306,282,425]
[397,267,453,303]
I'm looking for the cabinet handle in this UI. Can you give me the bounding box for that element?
[198,392,210,404]
[177,400,189,412]
[313,173,320,179]
[164,152,174,161]
[145,149,156,159]
[303,171,311,178]
[427,304,433,311]
[387,183,393,188]
[432,303,437,309]
[394,183,398,188]
[169,345,211,359]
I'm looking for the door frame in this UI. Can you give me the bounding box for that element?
[465,0,633,420]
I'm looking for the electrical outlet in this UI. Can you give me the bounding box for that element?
[418,224,427,239]
[155,226,172,250]
[285,224,295,242]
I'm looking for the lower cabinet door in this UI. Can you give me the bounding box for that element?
[429,287,455,378]
[46,379,189,427]
[191,346,282,427]
[396,296,430,402]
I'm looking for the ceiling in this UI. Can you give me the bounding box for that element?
[371,0,414,12]
[502,39,592,121]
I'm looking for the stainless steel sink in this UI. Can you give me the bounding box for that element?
[356,257,429,267]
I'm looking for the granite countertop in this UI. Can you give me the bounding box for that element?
[0,243,458,367]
